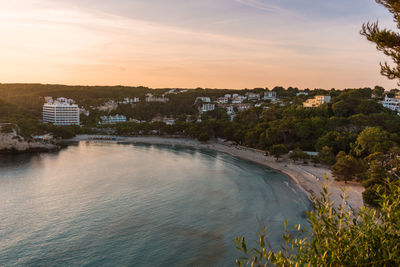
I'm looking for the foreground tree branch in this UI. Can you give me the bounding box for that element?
[361,0,400,83]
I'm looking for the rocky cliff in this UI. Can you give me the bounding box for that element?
[0,128,59,153]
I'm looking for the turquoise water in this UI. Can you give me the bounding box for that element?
[0,142,310,266]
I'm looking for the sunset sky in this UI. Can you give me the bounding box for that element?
[0,0,398,89]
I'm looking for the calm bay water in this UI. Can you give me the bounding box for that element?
[0,142,310,266]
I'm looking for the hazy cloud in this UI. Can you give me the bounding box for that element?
[0,0,397,89]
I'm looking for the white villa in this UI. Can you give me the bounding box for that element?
[226,106,235,115]
[165,89,188,95]
[195,97,211,103]
[303,95,331,108]
[216,97,229,104]
[247,93,261,101]
[237,103,252,112]
[118,97,140,104]
[164,119,176,125]
[100,115,127,124]
[165,89,179,95]
[201,103,215,113]
[232,95,247,104]
[296,92,309,96]
[43,97,80,126]
[264,91,277,101]
[146,93,169,103]
[382,94,400,115]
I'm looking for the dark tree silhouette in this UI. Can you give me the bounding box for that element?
[361,0,400,83]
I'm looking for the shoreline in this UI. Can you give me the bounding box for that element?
[64,135,364,210]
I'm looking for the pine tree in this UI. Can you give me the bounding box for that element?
[361,0,400,83]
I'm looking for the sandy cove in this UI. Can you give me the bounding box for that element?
[66,135,364,210]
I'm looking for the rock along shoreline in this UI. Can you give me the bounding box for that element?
[0,130,60,154]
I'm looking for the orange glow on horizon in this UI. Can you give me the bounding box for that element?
[0,0,398,90]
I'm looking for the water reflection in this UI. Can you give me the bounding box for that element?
[0,142,310,267]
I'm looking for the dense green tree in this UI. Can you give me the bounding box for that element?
[332,100,352,117]
[361,150,400,206]
[268,144,289,161]
[318,146,336,166]
[373,85,386,98]
[355,99,383,114]
[264,128,283,147]
[353,127,394,156]
[315,131,354,154]
[289,148,309,163]
[331,153,366,183]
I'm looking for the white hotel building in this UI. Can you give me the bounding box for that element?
[43,98,80,126]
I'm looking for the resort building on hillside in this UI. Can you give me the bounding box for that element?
[264,91,277,101]
[118,97,140,104]
[226,106,236,121]
[237,103,252,112]
[164,119,176,125]
[145,93,169,103]
[226,106,235,115]
[382,94,400,115]
[232,95,247,104]
[201,103,215,113]
[296,92,309,96]
[43,97,80,126]
[195,97,211,103]
[216,97,229,104]
[165,89,179,95]
[100,115,127,124]
[247,93,261,101]
[165,89,188,95]
[303,95,331,108]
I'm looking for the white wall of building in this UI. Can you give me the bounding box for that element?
[43,98,80,126]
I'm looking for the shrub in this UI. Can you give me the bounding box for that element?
[235,182,400,266]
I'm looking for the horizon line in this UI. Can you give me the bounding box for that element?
[0,82,393,91]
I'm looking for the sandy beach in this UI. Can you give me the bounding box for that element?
[66,135,364,210]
